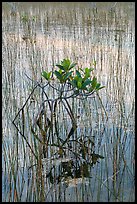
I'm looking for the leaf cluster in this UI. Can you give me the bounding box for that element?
[41,58,105,94]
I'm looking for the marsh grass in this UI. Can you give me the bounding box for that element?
[2,2,135,202]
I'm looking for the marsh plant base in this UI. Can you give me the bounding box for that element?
[13,59,105,185]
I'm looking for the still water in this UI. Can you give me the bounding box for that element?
[2,2,135,202]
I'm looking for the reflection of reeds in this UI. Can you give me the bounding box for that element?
[2,2,135,202]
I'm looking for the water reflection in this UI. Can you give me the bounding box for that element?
[2,2,135,202]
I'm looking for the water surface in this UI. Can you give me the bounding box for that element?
[2,2,135,202]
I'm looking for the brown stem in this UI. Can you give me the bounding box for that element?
[12,120,38,160]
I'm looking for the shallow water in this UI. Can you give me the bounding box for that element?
[2,2,135,202]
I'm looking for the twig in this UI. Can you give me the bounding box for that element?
[12,83,39,124]
[101,170,120,188]
[96,92,108,120]
[12,120,38,160]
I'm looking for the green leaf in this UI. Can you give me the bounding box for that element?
[61,58,71,70]
[97,86,105,90]
[70,80,77,87]
[41,71,51,80]
[81,79,92,90]
[74,75,79,81]
[83,68,94,80]
[96,83,101,90]
[85,67,90,74]
[56,64,65,71]
[90,68,94,71]
[54,70,63,82]
[77,77,83,84]
[64,71,73,81]
[84,74,90,80]
[79,68,84,73]
[41,71,48,79]
[56,59,72,72]
[77,81,82,89]
[58,69,63,74]
[91,76,97,89]
[85,67,94,74]
[69,63,77,69]
[47,72,52,79]
[76,70,81,78]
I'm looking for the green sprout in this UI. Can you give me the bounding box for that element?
[41,58,105,95]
